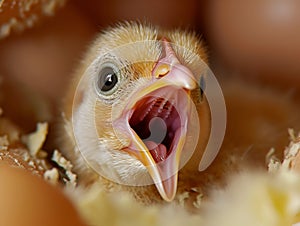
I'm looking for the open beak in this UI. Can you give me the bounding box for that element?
[114,39,197,201]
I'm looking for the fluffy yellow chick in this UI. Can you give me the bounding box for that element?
[59,22,212,204]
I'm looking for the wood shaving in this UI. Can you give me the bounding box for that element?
[21,122,48,157]
[44,168,59,185]
[0,108,49,175]
[176,191,189,207]
[190,187,201,193]
[52,149,72,171]
[268,129,300,172]
[193,193,203,209]
[51,149,77,187]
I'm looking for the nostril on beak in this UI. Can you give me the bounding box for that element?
[153,63,170,78]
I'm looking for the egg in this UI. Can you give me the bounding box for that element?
[203,0,300,87]
[0,165,86,226]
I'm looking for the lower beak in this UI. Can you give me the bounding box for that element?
[127,117,187,201]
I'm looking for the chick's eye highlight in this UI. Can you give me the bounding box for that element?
[96,65,120,96]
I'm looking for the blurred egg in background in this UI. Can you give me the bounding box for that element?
[0,165,85,226]
[201,0,300,88]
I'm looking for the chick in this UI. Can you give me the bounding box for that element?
[59,22,211,204]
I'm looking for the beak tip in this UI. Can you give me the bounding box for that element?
[162,192,176,202]
[155,174,178,202]
[158,189,176,202]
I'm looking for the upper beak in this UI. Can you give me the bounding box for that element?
[114,39,197,201]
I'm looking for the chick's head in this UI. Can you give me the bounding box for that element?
[70,22,210,201]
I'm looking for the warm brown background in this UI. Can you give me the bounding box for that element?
[0,0,299,154]
[0,1,300,224]
[1,0,299,108]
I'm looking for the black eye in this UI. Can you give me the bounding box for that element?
[97,66,118,93]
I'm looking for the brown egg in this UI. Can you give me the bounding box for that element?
[203,0,300,87]
[0,165,86,226]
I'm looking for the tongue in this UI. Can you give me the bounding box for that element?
[144,141,167,162]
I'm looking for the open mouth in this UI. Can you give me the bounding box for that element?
[127,87,188,165]
[129,96,180,163]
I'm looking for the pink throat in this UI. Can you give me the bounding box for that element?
[128,87,187,163]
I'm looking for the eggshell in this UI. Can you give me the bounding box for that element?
[0,165,86,226]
